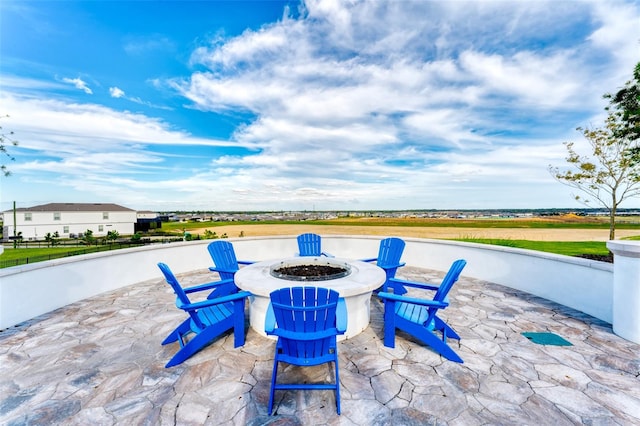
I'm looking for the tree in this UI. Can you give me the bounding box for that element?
[12,231,23,249]
[549,112,640,240]
[82,229,95,246]
[106,230,119,244]
[44,231,60,247]
[605,61,640,163]
[0,114,19,177]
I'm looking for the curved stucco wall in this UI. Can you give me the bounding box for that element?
[0,235,613,330]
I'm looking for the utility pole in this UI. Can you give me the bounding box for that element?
[13,201,17,248]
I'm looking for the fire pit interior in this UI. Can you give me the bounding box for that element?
[270,261,351,281]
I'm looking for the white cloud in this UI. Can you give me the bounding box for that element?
[1,93,240,153]
[161,0,640,210]
[589,1,640,70]
[61,77,93,94]
[109,86,125,98]
[4,0,640,211]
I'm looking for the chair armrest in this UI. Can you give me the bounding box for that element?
[388,277,439,291]
[321,252,335,257]
[380,262,406,270]
[209,266,237,274]
[360,257,377,263]
[265,303,276,334]
[180,291,251,311]
[237,260,254,265]
[336,298,347,333]
[183,278,235,294]
[208,266,238,274]
[378,292,448,308]
[270,327,343,340]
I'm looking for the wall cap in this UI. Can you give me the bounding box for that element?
[607,240,640,258]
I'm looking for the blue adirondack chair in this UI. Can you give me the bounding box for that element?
[296,233,333,257]
[265,287,347,415]
[378,259,467,363]
[207,241,254,297]
[158,262,250,368]
[361,237,406,293]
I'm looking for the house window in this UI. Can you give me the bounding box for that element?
[98,225,104,232]
[63,226,69,233]
[25,213,32,221]
[103,212,109,220]
[54,212,61,221]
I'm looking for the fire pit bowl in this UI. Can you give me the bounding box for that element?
[234,257,385,339]
[270,258,352,281]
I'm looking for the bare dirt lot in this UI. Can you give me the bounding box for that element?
[190,224,640,242]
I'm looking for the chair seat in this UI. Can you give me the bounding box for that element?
[395,302,433,329]
[192,302,235,332]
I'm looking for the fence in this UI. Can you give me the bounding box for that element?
[0,238,184,268]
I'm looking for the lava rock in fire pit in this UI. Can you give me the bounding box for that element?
[271,264,350,281]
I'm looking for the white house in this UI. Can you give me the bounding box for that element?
[2,203,137,241]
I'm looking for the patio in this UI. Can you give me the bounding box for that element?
[1,265,639,425]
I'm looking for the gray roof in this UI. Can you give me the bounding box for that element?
[6,203,135,213]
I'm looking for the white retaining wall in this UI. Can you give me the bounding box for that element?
[0,235,614,331]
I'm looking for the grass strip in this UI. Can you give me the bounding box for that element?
[0,245,141,268]
[451,238,609,256]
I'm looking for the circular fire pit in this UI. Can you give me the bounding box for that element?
[234,257,385,339]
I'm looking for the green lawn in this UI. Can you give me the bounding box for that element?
[0,244,138,268]
[451,239,610,256]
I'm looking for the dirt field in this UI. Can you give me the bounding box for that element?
[189,224,640,242]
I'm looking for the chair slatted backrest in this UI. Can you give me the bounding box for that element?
[270,287,339,359]
[377,237,405,277]
[297,233,322,257]
[207,241,240,281]
[376,237,405,267]
[433,259,467,302]
[157,262,205,329]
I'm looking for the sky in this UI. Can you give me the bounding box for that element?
[1,0,639,213]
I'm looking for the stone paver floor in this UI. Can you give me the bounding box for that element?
[1,266,639,425]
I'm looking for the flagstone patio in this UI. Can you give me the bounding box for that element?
[1,266,639,425]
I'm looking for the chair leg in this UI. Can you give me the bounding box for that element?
[383,300,396,348]
[232,299,246,348]
[414,329,463,363]
[434,316,461,341]
[162,318,191,345]
[268,359,279,415]
[334,358,341,415]
[165,325,225,368]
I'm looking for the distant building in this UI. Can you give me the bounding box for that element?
[2,203,137,241]
[135,210,162,233]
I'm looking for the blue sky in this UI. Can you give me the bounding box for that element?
[1,0,639,212]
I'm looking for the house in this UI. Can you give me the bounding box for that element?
[2,203,137,241]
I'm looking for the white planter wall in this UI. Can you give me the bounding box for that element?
[0,235,615,334]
